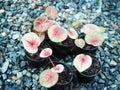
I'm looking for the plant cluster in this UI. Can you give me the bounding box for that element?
[21,6,105,88]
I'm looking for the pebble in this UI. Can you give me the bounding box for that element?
[0,80,2,85]
[98,79,105,84]
[100,73,106,79]
[24,79,32,87]
[12,70,19,74]
[1,32,7,36]
[74,12,86,20]
[12,34,19,39]
[103,63,109,68]
[116,74,120,81]
[17,72,23,78]
[2,74,7,80]
[16,79,21,85]
[1,59,9,73]
[0,9,4,13]
[32,74,39,80]
[110,68,115,73]
[26,72,32,77]
[20,61,26,67]
[12,75,18,80]
[32,79,37,85]
[110,60,117,66]
[22,70,27,75]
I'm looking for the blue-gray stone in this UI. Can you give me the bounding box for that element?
[116,74,120,81]
[17,72,23,78]
[12,70,19,74]
[1,59,9,73]
[24,79,32,87]
[22,70,27,75]
[110,84,117,89]
[105,42,114,48]
[107,81,113,85]
[5,85,20,90]
[0,80,2,85]
[32,79,37,85]
[103,63,109,68]
[32,74,39,80]
[20,61,26,67]
[98,79,105,83]
[1,19,5,23]
[2,74,7,80]
[110,68,115,73]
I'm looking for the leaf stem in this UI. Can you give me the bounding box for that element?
[48,57,55,67]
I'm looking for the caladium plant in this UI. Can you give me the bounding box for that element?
[39,69,59,88]
[47,25,68,43]
[73,24,105,48]
[81,24,100,34]
[85,32,105,46]
[39,63,65,88]
[51,64,64,73]
[21,32,42,54]
[45,6,58,19]
[73,54,92,72]
[39,48,53,58]
[33,16,49,33]
[74,38,85,48]
[68,28,78,39]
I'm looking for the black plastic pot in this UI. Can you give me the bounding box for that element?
[76,54,101,83]
[25,53,48,68]
[47,38,74,58]
[71,33,97,55]
[24,41,50,68]
[44,60,73,90]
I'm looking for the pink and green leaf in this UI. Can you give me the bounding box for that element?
[39,48,52,58]
[48,25,68,42]
[74,38,85,48]
[45,6,57,19]
[73,54,92,72]
[33,16,49,32]
[68,28,78,39]
[81,24,100,34]
[21,32,41,53]
[51,64,64,73]
[85,32,105,46]
[39,69,58,88]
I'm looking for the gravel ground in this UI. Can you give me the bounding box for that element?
[0,0,120,90]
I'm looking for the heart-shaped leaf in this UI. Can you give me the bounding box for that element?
[39,69,58,88]
[51,64,64,73]
[39,48,52,58]
[48,25,68,42]
[68,28,78,39]
[33,16,49,32]
[73,54,92,72]
[21,32,41,53]
[45,6,57,19]
[74,38,85,48]
[81,24,100,34]
[85,32,105,46]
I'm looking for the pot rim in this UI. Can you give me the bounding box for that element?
[25,51,48,62]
